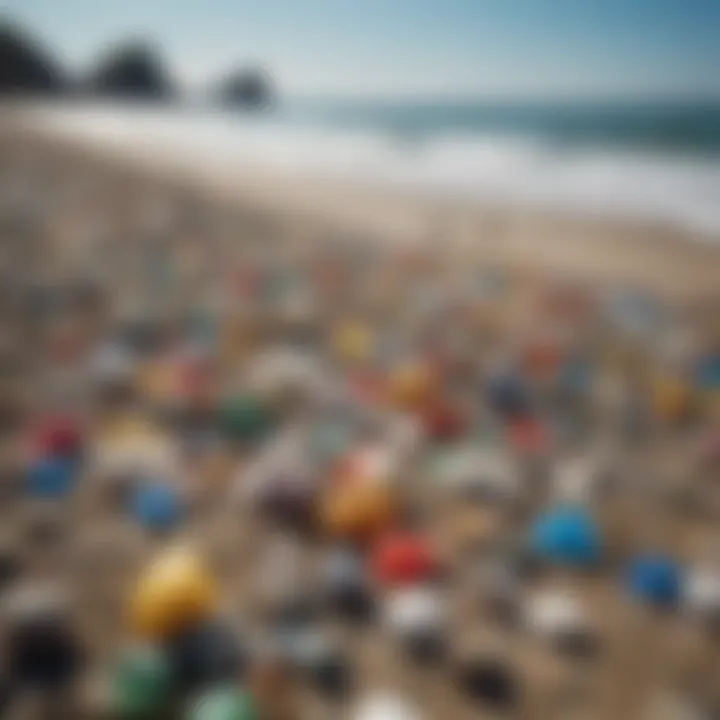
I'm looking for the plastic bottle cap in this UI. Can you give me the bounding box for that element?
[131,482,184,531]
[26,456,77,499]
[625,554,682,607]
[130,547,218,640]
[321,483,394,541]
[371,532,437,586]
[31,416,84,459]
[529,505,601,567]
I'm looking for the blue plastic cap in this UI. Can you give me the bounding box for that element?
[530,505,601,567]
[27,457,78,499]
[625,555,682,607]
[131,483,183,530]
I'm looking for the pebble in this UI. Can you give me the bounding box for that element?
[453,652,520,711]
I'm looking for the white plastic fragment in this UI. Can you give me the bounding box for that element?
[353,693,421,720]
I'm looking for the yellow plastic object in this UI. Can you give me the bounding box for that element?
[386,362,436,411]
[320,483,394,542]
[130,547,217,640]
[332,323,372,363]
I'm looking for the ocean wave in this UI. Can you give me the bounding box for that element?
[30,103,720,237]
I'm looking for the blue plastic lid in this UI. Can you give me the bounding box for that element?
[529,505,601,567]
[27,457,78,499]
[625,554,682,607]
[131,483,183,530]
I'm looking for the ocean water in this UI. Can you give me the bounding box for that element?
[34,97,720,236]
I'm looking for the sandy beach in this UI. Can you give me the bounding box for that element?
[7,107,720,301]
[1,110,720,720]
[3,0,720,715]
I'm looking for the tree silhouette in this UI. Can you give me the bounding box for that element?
[0,21,65,94]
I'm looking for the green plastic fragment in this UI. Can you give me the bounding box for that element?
[109,644,171,718]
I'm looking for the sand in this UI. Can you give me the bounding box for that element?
[6,108,720,301]
[0,112,719,720]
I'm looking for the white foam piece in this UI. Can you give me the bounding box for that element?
[683,568,720,617]
[553,456,599,504]
[354,693,422,720]
[440,446,518,499]
[384,588,445,636]
[526,589,589,637]
[3,581,71,620]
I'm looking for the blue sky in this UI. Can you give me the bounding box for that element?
[1,0,719,98]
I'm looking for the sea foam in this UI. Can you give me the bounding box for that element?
[30,103,720,238]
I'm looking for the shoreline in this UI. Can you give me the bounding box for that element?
[5,111,720,302]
